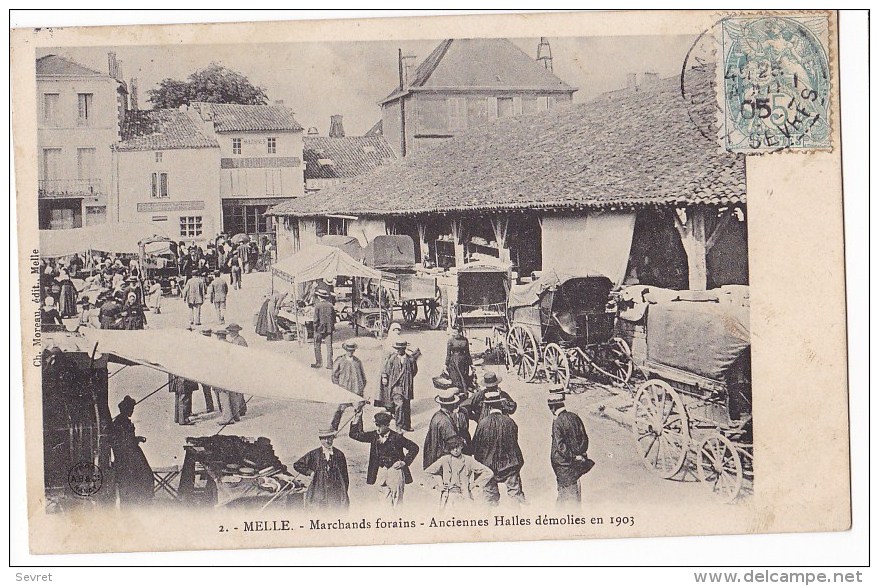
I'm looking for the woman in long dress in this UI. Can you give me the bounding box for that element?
[255,291,287,340]
[57,271,78,318]
[445,324,473,392]
[111,396,154,508]
[122,291,147,330]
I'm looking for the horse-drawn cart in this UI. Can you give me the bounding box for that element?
[631,290,752,502]
[503,270,633,389]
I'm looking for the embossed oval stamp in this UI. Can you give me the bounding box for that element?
[67,462,103,497]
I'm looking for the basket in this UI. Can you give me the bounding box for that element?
[432,375,454,390]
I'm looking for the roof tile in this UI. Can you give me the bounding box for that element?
[118,109,219,151]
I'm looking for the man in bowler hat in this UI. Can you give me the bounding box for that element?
[349,409,419,508]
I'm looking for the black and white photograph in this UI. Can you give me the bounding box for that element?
[10,10,855,562]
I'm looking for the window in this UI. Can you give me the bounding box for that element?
[466,97,491,127]
[41,148,62,181]
[326,217,349,236]
[447,97,467,131]
[180,216,203,237]
[232,138,242,155]
[77,148,96,181]
[416,96,449,134]
[42,93,59,125]
[267,137,277,154]
[77,93,93,126]
[265,168,282,196]
[151,172,169,198]
[155,151,163,163]
[497,97,514,118]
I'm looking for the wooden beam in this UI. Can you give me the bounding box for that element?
[705,209,733,253]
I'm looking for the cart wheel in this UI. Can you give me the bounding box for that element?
[697,433,743,503]
[609,337,634,385]
[543,343,570,389]
[359,298,375,310]
[401,301,418,325]
[368,309,392,339]
[507,324,539,383]
[426,289,444,330]
[632,379,690,478]
[339,306,351,323]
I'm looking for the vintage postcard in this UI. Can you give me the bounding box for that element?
[10,10,850,555]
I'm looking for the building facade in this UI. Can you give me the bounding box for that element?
[380,38,577,157]
[36,54,127,229]
[187,102,304,242]
[115,109,221,241]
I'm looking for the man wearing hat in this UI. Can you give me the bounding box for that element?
[377,339,419,432]
[384,322,404,355]
[472,390,526,505]
[226,323,249,416]
[196,328,218,414]
[424,435,493,509]
[548,389,592,505]
[311,288,335,369]
[330,341,368,431]
[169,374,198,426]
[182,269,207,327]
[293,428,350,510]
[423,388,472,470]
[466,371,517,423]
[349,409,419,508]
[208,270,228,325]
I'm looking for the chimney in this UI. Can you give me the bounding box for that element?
[537,37,553,72]
[329,115,345,138]
[626,72,638,90]
[400,54,417,87]
[108,52,118,78]
[130,78,139,110]
[642,71,659,86]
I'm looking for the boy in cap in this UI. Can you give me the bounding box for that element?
[424,436,493,509]
[293,428,350,510]
[349,409,419,508]
[472,390,526,505]
[423,387,472,470]
[330,341,368,431]
[311,288,335,369]
[548,389,592,505]
[377,339,419,432]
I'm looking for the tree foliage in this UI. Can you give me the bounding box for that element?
[146,63,269,109]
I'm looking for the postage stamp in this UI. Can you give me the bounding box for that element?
[720,15,832,153]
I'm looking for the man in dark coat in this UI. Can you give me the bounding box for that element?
[349,410,419,508]
[312,288,335,369]
[472,391,526,505]
[169,374,198,425]
[423,387,472,469]
[548,390,592,505]
[378,340,419,431]
[293,428,350,510]
[466,371,516,424]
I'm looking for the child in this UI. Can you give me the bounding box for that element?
[424,436,493,509]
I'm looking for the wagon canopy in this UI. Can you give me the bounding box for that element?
[507,269,610,309]
[82,328,363,404]
[317,235,364,261]
[364,235,416,271]
[39,223,171,258]
[646,298,750,382]
[272,244,381,284]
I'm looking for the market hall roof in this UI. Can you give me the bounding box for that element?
[190,102,304,133]
[304,136,397,180]
[380,38,577,105]
[36,54,105,77]
[268,72,746,219]
[118,109,219,151]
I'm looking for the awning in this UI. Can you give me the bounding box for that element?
[508,268,608,309]
[39,223,171,258]
[272,244,381,284]
[82,329,362,405]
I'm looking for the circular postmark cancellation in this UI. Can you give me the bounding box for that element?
[67,461,103,497]
[720,15,831,153]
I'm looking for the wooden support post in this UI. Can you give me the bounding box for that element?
[673,206,709,291]
[489,215,511,264]
[450,219,466,267]
[416,221,429,265]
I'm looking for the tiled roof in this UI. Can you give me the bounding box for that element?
[269,71,745,218]
[191,102,303,133]
[118,109,219,151]
[36,54,105,77]
[364,120,383,137]
[304,136,396,180]
[381,38,576,104]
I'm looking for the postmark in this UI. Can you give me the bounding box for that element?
[67,462,103,497]
[720,15,831,153]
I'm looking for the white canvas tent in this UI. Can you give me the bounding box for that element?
[83,328,362,405]
[39,223,171,258]
[272,244,381,284]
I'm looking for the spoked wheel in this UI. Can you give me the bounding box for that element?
[632,379,690,478]
[401,300,418,325]
[608,337,634,385]
[506,324,539,383]
[543,343,570,389]
[426,288,444,330]
[367,309,392,339]
[697,433,743,503]
[359,297,375,310]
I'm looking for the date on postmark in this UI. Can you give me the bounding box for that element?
[720,15,831,153]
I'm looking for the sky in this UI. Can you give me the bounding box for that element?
[37,35,694,136]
